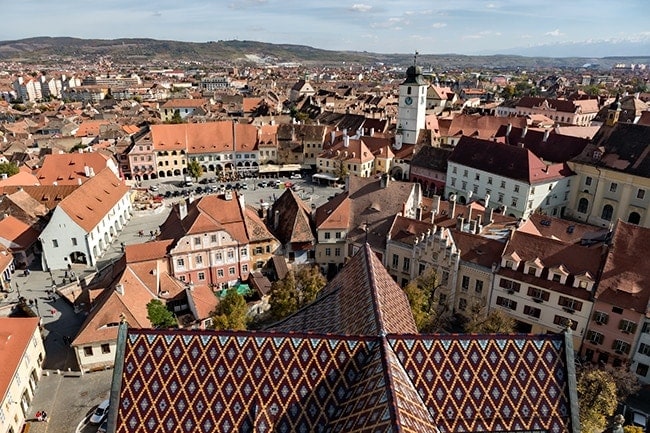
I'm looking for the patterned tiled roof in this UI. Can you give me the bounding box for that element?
[111,245,578,433]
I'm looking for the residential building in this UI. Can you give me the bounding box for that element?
[39,168,132,270]
[0,318,45,433]
[445,136,574,218]
[503,96,599,126]
[159,98,207,122]
[107,244,580,433]
[277,123,328,168]
[0,245,13,292]
[493,230,603,348]
[289,79,315,102]
[268,189,314,264]
[566,114,650,228]
[35,150,119,186]
[584,221,650,370]
[0,216,40,270]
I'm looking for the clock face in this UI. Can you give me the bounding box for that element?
[404,96,413,105]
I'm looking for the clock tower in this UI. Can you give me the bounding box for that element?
[397,55,427,145]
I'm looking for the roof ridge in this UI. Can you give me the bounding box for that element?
[364,243,387,336]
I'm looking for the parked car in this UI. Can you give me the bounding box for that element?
[164,190,172,198]
[90,399,110,425]
[199,178,209,184]
[290,173,302,179]
[258,181,267,188]
[240,183,248,190]
[148,184,159,191]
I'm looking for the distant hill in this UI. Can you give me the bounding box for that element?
[1,37,648,70]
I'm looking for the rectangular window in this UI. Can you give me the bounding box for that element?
[227,250,234,259]
[325,248,331,256]
[335,248,341,257]
[392,254,399,269]
[553,315,576,329]
[638,189,646,200]
[83,346,93,356]
[475,173,480,181]
[196,255,203,264]
[619,319,637,334]
[461,181,467,190]
[218,269,224,277]
[475,280,483,294]
[636,363,649,377]
[612,306,624,314]
[198,272,205,281]
[452,166,457,174]
[472,184,478,194]
[500,180,506,189]
[487,177,493,185]
[324,232,331,239]
[176,258,184,267]
[458,298,467,311]
[229,267,236,275]
[216,252,223,261]
[194,237,201,245]
[610,182,618,193]
[527,287,550,302]
[639,343,650,356]
[499,278,521,292]
[586,330,604,345]
[442,271,450,285]
[514,185,520,193]
[463,169,468,177]
[403,257,410,272]
[461,276,470,290]
[255,247,263,255]
[593,311,609,325]
[585,176,592,186]
[558,296,583,312]
[52,239,58,248]
[451,178,456,187]
[496,296,517,310]
[211,234,217,243]
[498,193,504,203]
[240,248,247,257]
[242,264,248,273]
[335,232,341,239]
[418,263,426,275]
[612,339,631,354]
[523,305,541,318]
[511,197,518,207]
[71,237,77,246]
[101,344,110,354]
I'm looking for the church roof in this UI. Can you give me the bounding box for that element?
[110,245,578,433]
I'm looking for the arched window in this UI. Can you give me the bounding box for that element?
[628,212,641,225]
[577,198,589,214]
[601,204,614,221]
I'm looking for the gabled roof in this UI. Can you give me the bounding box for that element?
[595,221,650,312]
[150,122,259,154]
[113,243,577,433]
[57,168,130,232]
[495,125,590,163]
[449,136,573,184]
[0,215,40,250]
[160,98,206,109]
[269,189,315,245]
[0,318,40,403]
[36,151,113,185]
[1,184,79,211]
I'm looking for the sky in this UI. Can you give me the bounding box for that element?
[1,0,649,57]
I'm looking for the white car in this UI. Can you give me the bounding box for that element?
[290,173,302,179]
[148,185,159,191]
[90,399,110,425]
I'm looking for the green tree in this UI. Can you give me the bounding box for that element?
[404,268,449,332]
[69,144,88,153]
[336,159,348,181]
[0,162,19,177]
[269,271,298,320]
[146,299,176,328]
[210,289,248,330]
[603,364,641,402]
[296,266,326,305]
[166,109,184,124]
[577,367,618,433]
[463,306,516,333]
[187,160,203,182]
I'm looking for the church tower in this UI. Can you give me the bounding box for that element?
[605,94,621,126]
[397,53,427,145]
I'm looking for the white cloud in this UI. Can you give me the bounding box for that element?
[545,29,563,37]
[432,22,447,29]
[486,3,497,8]
[350,4,372,13]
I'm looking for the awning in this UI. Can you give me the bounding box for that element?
[312,173,340,182]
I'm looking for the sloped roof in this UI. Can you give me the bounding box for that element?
[58,167,130,232]
[36,151,113,185]
[0,184,79,211]
[0,318,40,403]
[113,243,576,433]
[0,215,40,249]
[495,126,590,163]
[595,221,650,312]
[270,189,315,245]
[150,122,259,154]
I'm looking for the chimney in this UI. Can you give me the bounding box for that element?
[484,193,490,208]
[432,195,441,215]
[77,178,82,185]
[343,128,348,137]
[224,190,233,200]
[370,127,375,136]
[476,213,482,228]
[469,219,477,233]
[402,202,407,217]
[78,147,84,154]
[331,130,336,144]
[467,205,472,222]
[484,206,494,224]
[89,167,95,177]
[238,192,245,210]
[84,165,90,177]
[274,210,280,229]
[115,283,124,295]
[456,216,465,232]
[506,123,512,136]
[416,206,423,221]
[450,194,457,218]
[179,199,188,220]
[343,135,350,147]
[543,129,550,142]
[521,126,528,138]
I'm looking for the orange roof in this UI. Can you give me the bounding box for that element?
[243,97,262,113]
[0,215,40,249]
[122,125,140,135]
[0,171,40,189]
[150,122,259,154]
[36,151,113,185]
[161,98,206,109]
[187,284,219,321]
[0,245,13,273]
[0,318,41,400]
[58,168,130,232]
[75,119,110,137]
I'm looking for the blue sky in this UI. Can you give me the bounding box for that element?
[2,0,649,56]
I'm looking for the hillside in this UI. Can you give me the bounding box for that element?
[1,37,648,70]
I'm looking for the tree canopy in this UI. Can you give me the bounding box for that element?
[577,367,619,433]
[146,299,176,328]
[462,306,516,333]
[210,289,248,331]
[166,109,184,124]
[187,160,203,181]
[403,268,450,332]
[269,266,326,321]
[0,162,19,177]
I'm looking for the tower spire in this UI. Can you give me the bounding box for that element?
[413,51,419,66]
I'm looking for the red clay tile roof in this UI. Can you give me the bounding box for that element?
[0,185,79,210]
[36,151,113,185]
[445,114,527,139]
[75,119,110,137]
[150,122,259,153]
[0,215,40,249]
[517,214,605,244]
[595,221,650,312]
[450,136,574,184]
[58,167,130,232]
[451,229,506,268]
[160,98,207,109]
[269,189,315,245]
[0,318,40,400]
[0,171,40,189]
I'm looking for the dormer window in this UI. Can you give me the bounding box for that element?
[552,274,561,282]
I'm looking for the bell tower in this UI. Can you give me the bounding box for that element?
[397,52,427,145]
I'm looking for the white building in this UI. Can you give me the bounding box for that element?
[39,168,132,270]
[445,136,573,219]
[0,317,45,433]
[396,65,427,145]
